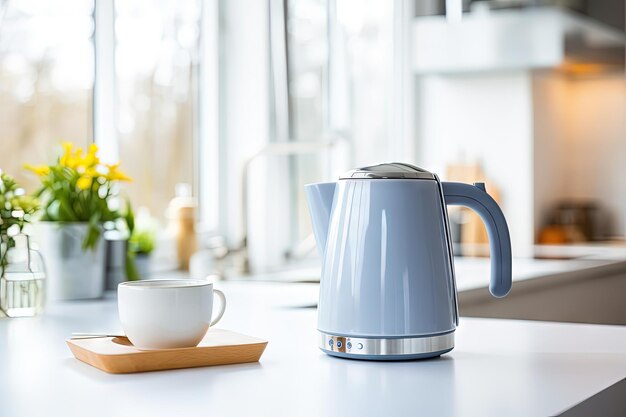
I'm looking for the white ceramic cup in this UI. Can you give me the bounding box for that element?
[118,279,226,349]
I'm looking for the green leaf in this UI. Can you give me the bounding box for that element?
[125,251,140,281]
[81,212,102,250]
[124,198,135,234]
[58,197,77,221]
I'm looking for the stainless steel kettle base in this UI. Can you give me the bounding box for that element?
[319,331,454,361]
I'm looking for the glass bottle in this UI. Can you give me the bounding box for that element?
[0,234,45,318]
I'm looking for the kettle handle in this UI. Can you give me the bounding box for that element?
[442,182,512,298]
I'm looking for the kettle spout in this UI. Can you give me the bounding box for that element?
[305,182,336,257]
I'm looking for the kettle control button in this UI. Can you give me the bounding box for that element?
[357,343,364,350]
[346,342,352,349]
[336,341,342,348]
[328,339,334,347]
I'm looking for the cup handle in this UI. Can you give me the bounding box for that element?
[210,289,226,327]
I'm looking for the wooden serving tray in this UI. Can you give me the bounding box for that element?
[67,329,268,374]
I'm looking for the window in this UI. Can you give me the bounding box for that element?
[0,0,94,192]
[286,0,330,256]
[217,0,411,272]
[0,0,204,226]
[0,0,409,273]
[114,0,201,222]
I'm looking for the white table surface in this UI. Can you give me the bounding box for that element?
[244,257,624,292]
[2,281,626,417]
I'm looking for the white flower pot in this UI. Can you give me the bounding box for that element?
[33,222,105,301]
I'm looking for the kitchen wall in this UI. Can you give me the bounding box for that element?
[415,69,626,255]
[532,73,572,239]
[414,71,535,256]
[565,75,626,237]
[534,73,626,239]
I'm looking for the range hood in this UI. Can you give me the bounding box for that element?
[413,6,626,75]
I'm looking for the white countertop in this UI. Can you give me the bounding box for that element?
[246,256,622,292]
[452,257,619,291]
[2,281,626,417]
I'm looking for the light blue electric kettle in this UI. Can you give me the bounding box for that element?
[305,163,512,360]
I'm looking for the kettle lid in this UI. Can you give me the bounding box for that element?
[339,163,437,180]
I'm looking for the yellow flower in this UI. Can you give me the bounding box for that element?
[24,164,50,176]
[61,142,73,153]
[59,142,100,170]
[83,144,100,168]
[75,148,84,162]
[106,163,132,182]
[60,142,76,168]
[85,165,100,178]
[76,175,92,190]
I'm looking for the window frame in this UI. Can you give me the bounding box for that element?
[93,0,220,233]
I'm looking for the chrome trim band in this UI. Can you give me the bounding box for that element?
[319,331,455,357]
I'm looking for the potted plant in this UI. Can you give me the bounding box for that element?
[0,172,39,256]
[127,207,156,279]
[25,142,132,300]
[0,172,42,316]
[129,227,156,280]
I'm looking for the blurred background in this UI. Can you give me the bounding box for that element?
[1,0,626,321]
